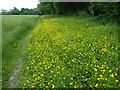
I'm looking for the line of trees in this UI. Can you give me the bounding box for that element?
[37,2,120,23]
[37,2,119,18]
[1,7,39,15]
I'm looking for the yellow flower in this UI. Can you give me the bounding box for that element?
[33,74,36,77]
[70,83,73,85]
[95,83,98,87]
[104,62,106,64]
[105,78,107,80]
[99,75,103,77]
[97,78,100,80]
[46,86,48,88]
[115,73,117,76]
[52,84,55,88]
[116,68,118,70]
[71,78,73,80]
[94,68,97,71]
[41,74,44,76]
[109,70,112,72]
[90,85,93,87]
[110,74,114,77]
[74,85,77,88]
[102,70,105,72]
[102,48,107,52]
[62,68,64,70]
[116,80,119,82]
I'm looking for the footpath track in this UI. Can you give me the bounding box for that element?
[8,31,32,88]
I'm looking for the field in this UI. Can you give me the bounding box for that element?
[0,15,2,89]
[2,15,119,88]
[2,15,40,88]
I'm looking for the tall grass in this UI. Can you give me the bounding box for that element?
[0,15,2,89]
[2,15,39,88]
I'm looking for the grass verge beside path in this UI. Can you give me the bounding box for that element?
[8,29,33,88]
[2,15,40,88]
[0,15,2,89]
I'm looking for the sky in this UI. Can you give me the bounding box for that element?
[0,0,39,11]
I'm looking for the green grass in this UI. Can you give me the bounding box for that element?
[2,15,40,88]
[20,15,119,88]
[2,15,119,88]
[0,15,2,89]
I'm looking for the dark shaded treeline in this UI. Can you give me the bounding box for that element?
[38,2,119,18]
[37,2,120,23]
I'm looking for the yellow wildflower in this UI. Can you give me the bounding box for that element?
[110,74,114,77]
[71,78,73,80]
[95,83,98,87]
[70,83,73,85]
[116,80,119,82]
[52,84,55,88]
[99,75,103,77]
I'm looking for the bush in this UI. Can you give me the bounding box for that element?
[75,11,89,17]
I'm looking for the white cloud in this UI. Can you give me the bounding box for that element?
[0,0,39,11]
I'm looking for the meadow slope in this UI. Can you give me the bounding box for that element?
[20,15,119,88]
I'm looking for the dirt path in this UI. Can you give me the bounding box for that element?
[8,32,31,88]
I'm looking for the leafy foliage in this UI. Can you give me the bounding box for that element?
[7,7,20,15]
[20,8,39,15]
[37,2,119,22]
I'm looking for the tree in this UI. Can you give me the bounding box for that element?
[38,2,55,14]
[20,8,31,15]
[8,7,20,15]
[37,2,89,15]
[1,9,7,15]
[31,8,39,15]
[20,8,39,15]
[88,2,120,17]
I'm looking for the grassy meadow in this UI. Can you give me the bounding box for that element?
[0,15,2,89]
[2,15,119,88]
[2,15,40,88]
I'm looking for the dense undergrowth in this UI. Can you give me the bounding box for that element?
[21,15,119,88]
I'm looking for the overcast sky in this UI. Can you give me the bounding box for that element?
[0,0,39,11]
